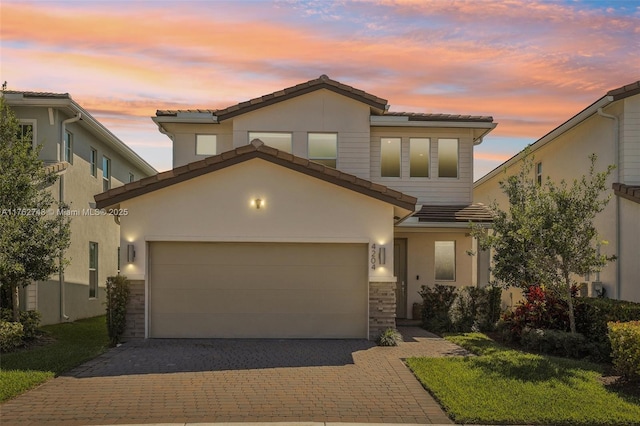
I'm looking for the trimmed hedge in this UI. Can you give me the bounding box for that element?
[419,284,502,334]
[0,321,24,352]
[608,321,640,379]
[521,327,590,358]
[105,275,130,345]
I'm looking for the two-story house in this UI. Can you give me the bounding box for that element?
[4,91,157,324]
[474,81,640,304]
[95,75,495,340]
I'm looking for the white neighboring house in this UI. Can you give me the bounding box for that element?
[474,81,640,304]
[95,75,496,340]
[4,91,156,324]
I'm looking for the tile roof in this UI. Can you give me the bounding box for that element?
[613,183,640,204]
[414,204,493,223]
[383,112,494,123]
[607,81,640,101]
[156,74,389,121]
[95,139,417,211]
[3,90,70,99]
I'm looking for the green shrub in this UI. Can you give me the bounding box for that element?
[105,275,130,345]
[377,328,403,346]
[574,298,640,361]
[419,284,457,333]
[0,321,24,352]
[520,327,590,358]
[0,309,41,340]
[451,286,502,332]
[608,321,640,379]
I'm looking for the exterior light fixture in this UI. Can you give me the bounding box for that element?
[127,244,135,263]
[378,246,386,265]
[252,198,263,209]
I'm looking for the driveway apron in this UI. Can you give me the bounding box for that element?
[0,327,468,425]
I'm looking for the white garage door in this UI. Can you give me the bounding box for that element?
[148,242,368,338]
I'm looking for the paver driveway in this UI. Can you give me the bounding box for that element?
[1,327,468,425]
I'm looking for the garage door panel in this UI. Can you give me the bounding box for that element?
[149,242,368,338]
[153,312,366,338]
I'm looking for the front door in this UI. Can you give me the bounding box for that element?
[394,238,407,318]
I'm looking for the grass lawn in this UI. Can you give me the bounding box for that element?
[406,333,640,426]
[0,315,109,402]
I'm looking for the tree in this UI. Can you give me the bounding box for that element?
[471,149,615,333]
[0,93,71,321]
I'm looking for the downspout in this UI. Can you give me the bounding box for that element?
[59,113,81,320]
[596,108,620,300]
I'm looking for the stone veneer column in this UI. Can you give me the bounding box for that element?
[122,279,145,340]
[368,280,396,340]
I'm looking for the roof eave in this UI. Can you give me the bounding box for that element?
[474,95,614,187]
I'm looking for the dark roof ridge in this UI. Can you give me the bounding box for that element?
[95,139,417,211]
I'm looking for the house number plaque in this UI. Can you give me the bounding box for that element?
[370,243,377,270]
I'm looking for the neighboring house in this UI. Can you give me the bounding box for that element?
[95,75,496,340]
[474,81,640,304]
[4,91,157,325]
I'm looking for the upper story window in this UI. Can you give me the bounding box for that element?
[308,133,337,168]
[102,156,111,192]
[90,148,97,177]
[381,137,401,177]
[64,131,73,164]
[438,138,458,178]
[17,120,36,148]
[536,162,543,185]
[409,138,430,178]
[249,132,292,153]
[196,134,217,156]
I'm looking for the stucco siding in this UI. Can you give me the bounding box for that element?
[167,122,234,168]
[475,109,621,299]
[622,96,640,185]
[619,198,640,302]
[393,230,474,319]
[118,158,395,282]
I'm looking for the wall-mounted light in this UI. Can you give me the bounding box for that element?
[251,198,264,209]
[378,246,386,265]
[127,244,136,263]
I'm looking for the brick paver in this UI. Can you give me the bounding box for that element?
[0,327,468,425]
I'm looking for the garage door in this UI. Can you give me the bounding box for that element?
[148,242,368,338]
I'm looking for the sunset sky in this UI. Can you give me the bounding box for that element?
[1,0,638,179]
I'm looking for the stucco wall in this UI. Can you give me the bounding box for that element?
[119,158,397,281]
[394,229,474,319]
[474,109,619,299]
[619,198,640,302]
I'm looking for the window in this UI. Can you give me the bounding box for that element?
[128,172,135,183]
[536,162,543,185]
[17,121,35,148]
[102,156,111,192]
[410,138,430,177]
[308,133,337,168]
[434,241,456,281]
[249,132,292,153]
[89,242,98,298]
[196,134,217,156]
[64,131,73,164]
[90,148,97,177]
[438,138,458,178]
[381,137,401,177]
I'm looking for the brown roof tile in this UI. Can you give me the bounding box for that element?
[95,139,417,211]
[383,112,494,123]
[156,75,389,121]
[415,204,494,223]
[4,90,70,99]
[607,81,640,101]
[613,183,640,204]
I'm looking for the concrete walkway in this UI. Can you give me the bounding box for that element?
[1,327,469,425]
